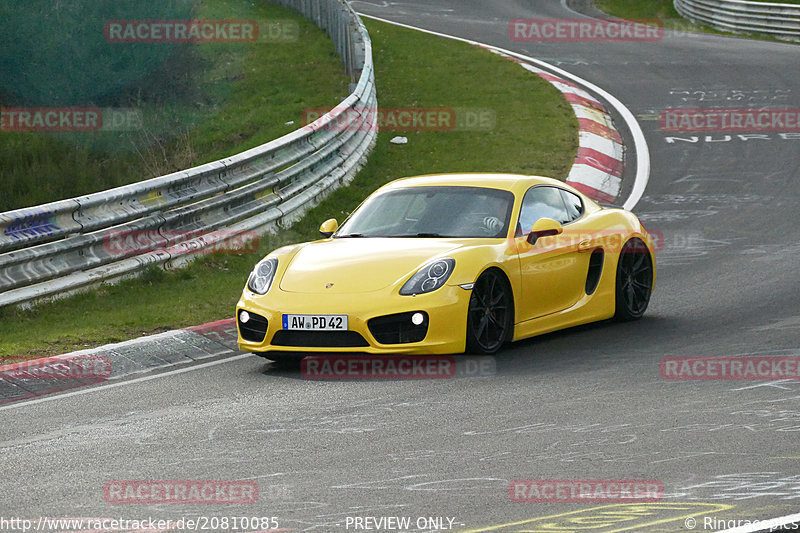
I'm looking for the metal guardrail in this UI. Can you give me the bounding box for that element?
[0,0,377,308]
[674,0,800,40]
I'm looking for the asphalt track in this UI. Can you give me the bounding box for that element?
[2,1,800,532]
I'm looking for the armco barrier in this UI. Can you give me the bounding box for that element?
[0,0,377,308]
[675,0,800,41]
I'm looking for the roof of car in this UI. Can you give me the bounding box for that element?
[380,173,567,194]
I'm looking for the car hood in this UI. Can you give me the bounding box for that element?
[279,238,462,294]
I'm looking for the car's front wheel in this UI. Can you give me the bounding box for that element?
[614,238,653,321]
[466,269,513,354]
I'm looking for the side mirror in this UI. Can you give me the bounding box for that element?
[526,217,563,245]
[319,218,339,237]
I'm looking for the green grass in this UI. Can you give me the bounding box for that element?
[0,1,350,212]
[597,0,684,22]
[596,0,800,41]
[0,19,578,359]
[597,0,721,33]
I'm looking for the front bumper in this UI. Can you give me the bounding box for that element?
[236,284,470,355]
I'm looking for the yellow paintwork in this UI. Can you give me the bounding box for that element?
[318,218,338,236]
[236,173,656,355]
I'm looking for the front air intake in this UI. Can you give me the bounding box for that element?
[238,311,269,343]
[368,312,429,345]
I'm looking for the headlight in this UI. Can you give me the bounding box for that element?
[399,258,455,296]
[247,258,278,295]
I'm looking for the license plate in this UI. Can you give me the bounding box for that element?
[282,314,348,331]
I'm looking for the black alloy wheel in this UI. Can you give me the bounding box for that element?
[466,269,512,354]
[614,238,653,321]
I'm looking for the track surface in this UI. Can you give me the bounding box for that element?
[2,1,800,531]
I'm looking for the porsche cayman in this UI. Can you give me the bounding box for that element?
[236,173,655,359]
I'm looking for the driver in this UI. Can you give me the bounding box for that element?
[481,197,508,236]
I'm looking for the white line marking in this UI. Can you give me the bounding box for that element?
[357,13,651,211]
[719,511,800,533]
[0,353,253,411]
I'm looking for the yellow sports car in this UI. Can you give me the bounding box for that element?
[236,173,655,361]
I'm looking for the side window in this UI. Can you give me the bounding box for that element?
[560,189,584,222]
[517,186,570,235]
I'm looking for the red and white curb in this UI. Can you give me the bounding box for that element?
[0,318,238,405]
[486,48,623,204]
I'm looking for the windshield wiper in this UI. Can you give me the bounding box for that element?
[392,233,445,238]
[336,233,367,238]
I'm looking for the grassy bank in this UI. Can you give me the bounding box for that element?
[0,1,349,212]
[596,0,686,25]
[0,19,578,358]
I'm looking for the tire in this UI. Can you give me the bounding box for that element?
[466,269,513,354]
[614,238,653,321]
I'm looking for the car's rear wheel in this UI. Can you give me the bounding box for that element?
[614,238,653,321]
[466,269,512,354]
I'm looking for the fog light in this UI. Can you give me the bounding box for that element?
[239,310,250,324]
[411,312,424,326]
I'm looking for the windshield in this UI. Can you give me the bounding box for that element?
[336,186,514,238]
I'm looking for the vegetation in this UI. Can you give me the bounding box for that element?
[0,0,350,211]
[0,18,578,358]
